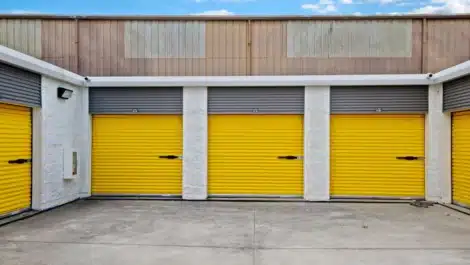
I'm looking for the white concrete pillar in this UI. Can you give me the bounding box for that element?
[182,86,208,200]
[304,86,330,201]
[31,107,44,210]
[426,83,452,203]
[80,86,92,198]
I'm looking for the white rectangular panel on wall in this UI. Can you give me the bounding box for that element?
[287,20,412,58]
[124,21,205,59]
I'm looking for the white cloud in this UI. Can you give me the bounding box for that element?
[301,3,321,10]
[2,10,41,14]
[353,11,362,15]
[341,0,354,3]
[324,4,338,11]
[411,0,470,13]
[191,9,234,15]
[195,0,254,2]
[364,0,406,4]
[302,0,338,13]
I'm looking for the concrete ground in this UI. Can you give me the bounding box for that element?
[0,200,470,265]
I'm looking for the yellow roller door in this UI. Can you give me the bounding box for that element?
[208,114,303,196]
[331,114,425,198]
[0,103,31,216]
[92,114,182,195]
[452,111,470,208]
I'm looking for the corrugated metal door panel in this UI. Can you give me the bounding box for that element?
[208,87,304,114]
[0,62,41,107]
[452,111,470,208]
[89,87,183,114]
[0,103,31,216]
[331,114,425,198]
[208,114,303,196]
[92,114,183,195]
[444,75,470,112]
[331,86,428,113]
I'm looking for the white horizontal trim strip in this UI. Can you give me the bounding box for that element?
[88,74,431,87]
[432,60,470,83]
[0,45,85,87]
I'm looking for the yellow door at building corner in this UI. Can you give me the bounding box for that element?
[330,114,425,198]
[452,111,470,208]
[92,114,182,195]
[208,114,304,196]
[0,103,32,216]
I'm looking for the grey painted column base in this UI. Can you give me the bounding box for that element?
[304,86,330,201]
[182,86,208,200]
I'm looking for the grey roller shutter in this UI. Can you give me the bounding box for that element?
[0,62,41,107]
[208,87,304,114]
[331,86,428,114]
[443,75,470,112]
[89,87,183,114]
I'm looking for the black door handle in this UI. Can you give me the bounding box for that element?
[8,158,32,164]
[278,156,298,160]
[396,156,423,161]
[159,155,180,159]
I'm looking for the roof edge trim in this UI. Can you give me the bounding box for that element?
[87,75,431,87]
[432,60,470,83]
[0,45,85,87]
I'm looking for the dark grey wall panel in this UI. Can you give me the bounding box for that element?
[331,86,428,113]
[443,75,470,112]
[0,62,41,107]
[208,87,304,114]
[89,87,183,114]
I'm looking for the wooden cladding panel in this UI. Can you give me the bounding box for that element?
[1,18,469,75]
[78,20,248,76]
[41,20,78,73]
[251,20,423,75]
[426,19,470,73]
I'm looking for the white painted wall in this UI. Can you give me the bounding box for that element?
[32,76,89,210]
[182,86,208,200]
[426,83,452,203]
[304,86,330,201]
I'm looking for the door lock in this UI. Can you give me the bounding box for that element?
[277,156,300,160]
[8,158,32,164]
[158,155,181,160]
[396,156,424,161]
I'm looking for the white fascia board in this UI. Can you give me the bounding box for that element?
[432,60,470,83]
[88,74,431,87]
[0,45,86,87]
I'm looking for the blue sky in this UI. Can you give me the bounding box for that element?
[0,0,468,16]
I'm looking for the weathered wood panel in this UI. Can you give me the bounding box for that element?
[2,17,470,76]
[78,20,247,76]
[251,20,422,75]
[0,19,41,58]
[426,19,470,73]
[41,20,78,73]
[206,21,248,76]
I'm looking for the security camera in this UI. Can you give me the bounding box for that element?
[426,73,433,79]
[84,76,90,82]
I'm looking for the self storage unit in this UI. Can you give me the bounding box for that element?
[90,87,183,197]
[330,86,428,199]
[208,87,304,197]
[0,62,40,217]
[444,75,470,209]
